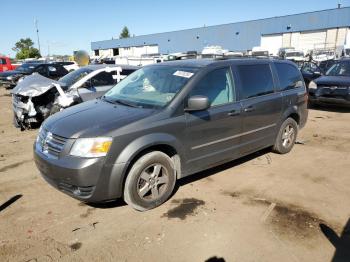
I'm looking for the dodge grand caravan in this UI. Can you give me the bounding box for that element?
[34,59,308,211]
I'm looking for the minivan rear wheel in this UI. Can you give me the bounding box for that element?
[124,151,176,211]
[272,118,298,154]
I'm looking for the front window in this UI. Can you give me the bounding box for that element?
[326,61,350,77]
[104,66,198,108]
[59,67,93,87]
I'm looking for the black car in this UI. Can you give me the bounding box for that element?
[34,58,308,211]
[300,60,337,87]
[0,63,69,89]
[308,58,350,106]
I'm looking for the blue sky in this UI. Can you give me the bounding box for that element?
[1,0,348,57]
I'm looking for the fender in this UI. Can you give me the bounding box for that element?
[116,132,185,165]
[106,133,185,198]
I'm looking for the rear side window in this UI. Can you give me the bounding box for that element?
[237,64,274,99]
[275,63,304,91]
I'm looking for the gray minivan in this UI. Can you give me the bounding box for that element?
[34,58,308,211]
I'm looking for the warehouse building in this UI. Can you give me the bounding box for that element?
[91,7,350,57]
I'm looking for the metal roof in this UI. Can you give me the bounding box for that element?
[91,7,350,54]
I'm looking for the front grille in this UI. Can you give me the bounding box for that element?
[37,128,68,158]
[46,134,67,158]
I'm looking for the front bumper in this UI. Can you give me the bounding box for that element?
[34,142,127,202]
[309,87,350,106]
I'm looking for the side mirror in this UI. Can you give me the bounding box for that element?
[185,95,209,111]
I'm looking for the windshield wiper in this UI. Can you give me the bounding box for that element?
[102,96,138,108]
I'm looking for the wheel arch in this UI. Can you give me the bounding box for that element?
[111,133,184,197]
[282,106,300,126]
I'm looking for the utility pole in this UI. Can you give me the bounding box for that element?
[34,18,41,55]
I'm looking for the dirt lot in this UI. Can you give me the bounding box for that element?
[0,87,349,262]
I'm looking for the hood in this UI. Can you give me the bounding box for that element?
[43,99,157,138]
[314,75,350,86]
[11,74,62,97]
[0,70,24,77]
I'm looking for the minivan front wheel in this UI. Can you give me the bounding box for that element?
[124,151,176,211]
[272,118,298,154]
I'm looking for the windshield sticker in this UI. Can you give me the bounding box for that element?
[173,71,194,78]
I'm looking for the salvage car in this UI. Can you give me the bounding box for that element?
[308,58,350,106]
[12,64,139,129]
[0,63,68,89]
[34,58,308,211]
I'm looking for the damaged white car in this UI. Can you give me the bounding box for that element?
[11,64,139,130]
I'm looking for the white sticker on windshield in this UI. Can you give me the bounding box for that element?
[173,70,194,78]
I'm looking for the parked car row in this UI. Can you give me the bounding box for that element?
[0,62,69,89]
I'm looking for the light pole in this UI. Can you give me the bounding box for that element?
[34,19,41,55]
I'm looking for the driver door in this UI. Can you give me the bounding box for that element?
[78,71,116,101]
[185,67,242,174]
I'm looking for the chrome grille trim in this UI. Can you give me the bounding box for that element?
[37,128,68,159]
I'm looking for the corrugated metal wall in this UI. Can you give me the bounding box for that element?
[91,7,350,54]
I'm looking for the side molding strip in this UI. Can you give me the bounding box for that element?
[191,123,276,150]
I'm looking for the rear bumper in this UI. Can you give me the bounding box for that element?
[34,144,127,202]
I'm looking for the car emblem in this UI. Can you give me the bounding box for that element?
[330,86,337,90]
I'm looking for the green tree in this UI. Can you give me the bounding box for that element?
[119,26,130,39]
[13,38,41,59]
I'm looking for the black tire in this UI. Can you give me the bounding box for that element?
[124,151,176,211]
[272,118,298,154]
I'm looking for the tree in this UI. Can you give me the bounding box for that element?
[119,26,130,39]
[12,38,41,59]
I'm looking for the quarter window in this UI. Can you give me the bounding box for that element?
[237,64,274,99]
[190,67,235,107]
[275,63,303,91]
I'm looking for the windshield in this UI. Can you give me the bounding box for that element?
[286,52,303,57]
[59,67,93,87]
[314,50,335,56]
[252,51,269,56]
[16,63,38,73]
[326,61,350,76]
[104,66,198,108]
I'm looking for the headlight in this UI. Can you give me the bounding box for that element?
[6,76,13,81]
[308,81,317,90]
[70,137,112,157]
[18,77,24,83]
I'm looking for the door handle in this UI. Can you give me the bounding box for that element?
[244,106,255,112]
[228,110,240,116]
